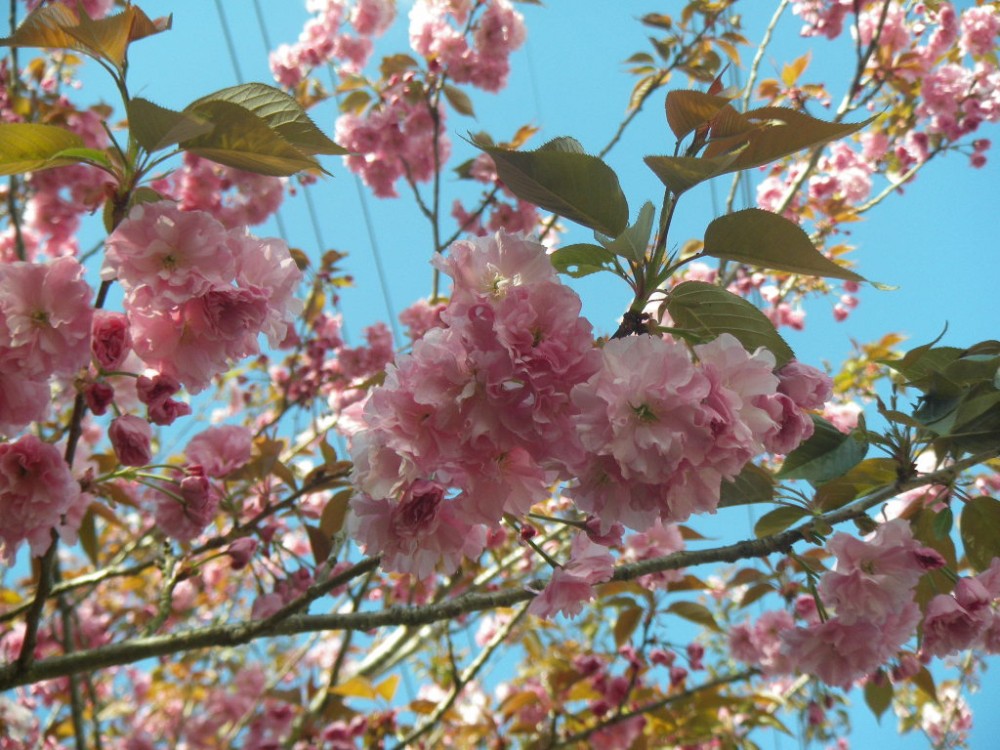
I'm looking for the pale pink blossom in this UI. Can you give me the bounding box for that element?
[528,533,614,619]
[0,435,81,561]
[0,256,93,379]
[959,5,999,57]
[185,425,253,478]
[103,202,238,307]
[0,372,50,436]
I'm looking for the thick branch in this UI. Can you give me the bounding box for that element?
[0,449,992,691]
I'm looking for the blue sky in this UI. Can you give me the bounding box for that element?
[64,1,999,746]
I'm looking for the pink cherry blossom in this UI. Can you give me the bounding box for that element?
[527,533,614,619]
[91,311,132,372]
[349,479,488,578]
[775,360,833,410]
[103,202,238,308]
[185,425,253,478]
[0,435,81,561]
[137,372,192,426]
[109,415,153,467]
[153,466,219,543]
[0,256,93,379]
[959,5,1000,58]
[0,372,50,437]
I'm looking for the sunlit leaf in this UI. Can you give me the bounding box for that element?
[666,281,795,365]
[813,458,898,511]
[128,97,212,153]
[320,489,352,537]
[187,83,346,156]
[329,676,377,700]
[63,6,171,70]
[703,208,867,283]
[474,135,629,236]
[0,123,85,175]
[375,674,400,702]
[180,100,321,176]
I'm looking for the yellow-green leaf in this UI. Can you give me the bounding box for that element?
[777,416,868,484]
[864,678,893,723]
[666,280,795,365]
[180,100,321,176]
[63,6,170,70]
[187,83,346,156]
[443,84,475,117]
[814,458,898,511]
[128,98,212,153]
[329,675,377,700]
[703,208,867,283]
[320,489,352,537]
[960,496,1000,571]
[0,123,85,176]
[375,674,400,702]
[0,5,83,53]
[754,506,810,538]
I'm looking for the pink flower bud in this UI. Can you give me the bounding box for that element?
[84,382,115,415]
[91,311,132,372]
[226,538,258,570]
[108,415,152,467]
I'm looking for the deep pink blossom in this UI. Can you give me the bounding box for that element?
[0,435,81,561]
[137,372,192,426]
[91,311,132,372]
[0,372,50,436]
[109,415,153,467]
[349,479,487,578]
[153,466,219,542]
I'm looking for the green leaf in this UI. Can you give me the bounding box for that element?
[754,506,810,538]
[548,243,620,278]
[644,152,742,195]
[777,416,868,484]
[443,84,475,117]
[703,208,866,283]
[666,281,795,366]
[128,98,212,153]
[0,123,85,176]
[179,100,321,176]
[864,677,893,723]
[813,458,898,511]
[187,83,347,156]
[603,201,656,262]
[474,135,629,236]
[960,496,1000,572]
[667,601,721,632]
[719,462,776,508]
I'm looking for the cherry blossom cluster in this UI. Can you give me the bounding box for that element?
[409,0,526,93]
[102,201,302,394]
[730,519,945,689]
[269,0,396,86]
[349,231,831,599]
[151,153,285,230]
[335,72,451,197]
